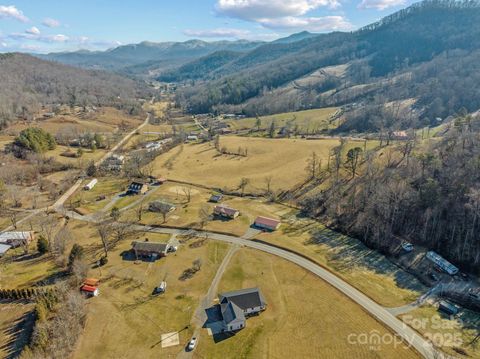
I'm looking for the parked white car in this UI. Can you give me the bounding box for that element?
[187,337,197,351]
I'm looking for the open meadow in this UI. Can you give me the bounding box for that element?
[3,107,143,137]
[151,136,374,193]
[195,248,420,359]
[73,236,229,359]
[226,107,340,133]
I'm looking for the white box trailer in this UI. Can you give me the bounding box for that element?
[84,178,98,190]
[426,251,459,275]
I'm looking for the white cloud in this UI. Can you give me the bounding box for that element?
[50,34,68,42]
[26,26,40,35]
[183,27,251,38]
[42,17,61,28]
[214,0,348,33]
[215,0,340,21]
[0,5,28,22]
[259,15,353,31]
[9,32,69,43]
[1,41,7,47]
[358,0,405,10]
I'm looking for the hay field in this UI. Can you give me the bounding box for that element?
[196,248,420,359]
[227,107,340,132]
[151,136,373,192]
[73,239,229,359]
[4,107,142,137]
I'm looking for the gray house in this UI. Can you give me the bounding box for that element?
[218,287,266,332]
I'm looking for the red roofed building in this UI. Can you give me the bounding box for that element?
[213,205,240,219]
[254,216,281,231]
[80,284,99,297]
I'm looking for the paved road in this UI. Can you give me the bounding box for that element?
[177,244,239,359]
[130,226,441,359]
[58,215,443,358]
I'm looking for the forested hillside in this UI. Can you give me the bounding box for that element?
[157,50,242,82]
[302,112,480,272]
[0,53,149,128]
[176,0,480,130]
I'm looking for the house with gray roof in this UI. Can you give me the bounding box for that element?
[218,287,266,332]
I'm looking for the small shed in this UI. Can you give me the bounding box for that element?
[80,284,99,297]
[213,205,240,219]
[84,178,98,190]
[254,216,281,231]
[209,194,223,203]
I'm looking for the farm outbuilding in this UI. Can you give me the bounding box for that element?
[127,182,148,195]
[84,178,98,190]
[80,284,99,297]
[254,216,281,231]
[0,231,35,248]
[209,194,223,203]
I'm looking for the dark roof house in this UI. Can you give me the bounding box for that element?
[131,241,169,259]
[218,287,266,332]
[127,182,148,195]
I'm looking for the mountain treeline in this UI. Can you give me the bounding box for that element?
[175,0,480,130]
[302,112,480,272]
[0,53,150,128]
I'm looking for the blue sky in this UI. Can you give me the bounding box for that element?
[0,0,416,53]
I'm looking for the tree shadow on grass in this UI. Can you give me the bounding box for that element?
[0,307,35,359]
[282,213,427,295]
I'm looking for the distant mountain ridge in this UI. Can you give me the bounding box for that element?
[38,39,264,73]
[175,0,480,129]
